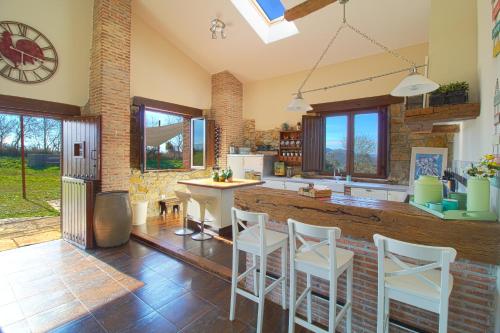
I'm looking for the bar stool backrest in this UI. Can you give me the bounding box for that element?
[231,207,268,252]
[373,234,457,297]
[288,219,341,274]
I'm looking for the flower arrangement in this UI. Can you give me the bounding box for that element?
[213,168,233,182]
[466,154,500,178]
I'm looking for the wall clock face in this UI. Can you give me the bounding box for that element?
[0,21,58,84]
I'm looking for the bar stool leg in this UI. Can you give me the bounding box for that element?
[256,254,266,333]
[306,273,312,323]
[280,244,287,310]
[384,293,389,333]
[346,265,353,333]
[175,199,194,236]
[288,259,297,333]
[328,272,337,333]
[192,201,213,241]
[229,246,238,321]
[252,254,258,296]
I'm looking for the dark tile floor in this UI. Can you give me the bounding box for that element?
[0,238,300,333]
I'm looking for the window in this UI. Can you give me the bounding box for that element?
[144,110,184,170]
[324,108,387,178]
[231,0,298,44]
[191,118,206,169]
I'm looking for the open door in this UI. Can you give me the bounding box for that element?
[61,116,101,249]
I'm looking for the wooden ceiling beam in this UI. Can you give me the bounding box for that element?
[284,0,337,21]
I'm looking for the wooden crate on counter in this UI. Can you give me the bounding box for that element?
[298,187,332,198]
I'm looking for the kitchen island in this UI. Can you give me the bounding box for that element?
[234,187,500,333]
[177,178,264,234]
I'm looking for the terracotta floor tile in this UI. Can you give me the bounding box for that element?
[120,311,177,333]
[0,319,32,333]
[11,274,66,300]
[17,288,75,318]
[26,299,89,333]
[49,314,106,333]
[133,277,188,310]
[157,292,216,330]
[0,302,25,327]
[76,280,130,311]
[91,293,155,332]
[180,308,251,333]
[0,285,16,307]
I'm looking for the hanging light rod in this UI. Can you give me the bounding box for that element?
[296,64,427,95]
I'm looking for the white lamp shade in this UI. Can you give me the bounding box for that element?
[286,93,313,112]
[391,72,440,97]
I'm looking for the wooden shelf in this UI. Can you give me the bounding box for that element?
[404,103,480,133]
[279,146,302,150]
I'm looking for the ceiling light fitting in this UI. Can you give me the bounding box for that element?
[287,0,439,112]
[210,18,226,39]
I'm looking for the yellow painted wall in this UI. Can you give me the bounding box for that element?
[130,11,211,109]
[428,0,478,102]
[0,0,93,106]
[243,43,429,130]
[454,1,500,161]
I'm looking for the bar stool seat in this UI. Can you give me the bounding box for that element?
[237,225,288,254]
[295,243,354,280]
[190,194,215,241]
[384,259,454,303]
[174,190,194,236]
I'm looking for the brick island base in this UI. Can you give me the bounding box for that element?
[235,188,500,333]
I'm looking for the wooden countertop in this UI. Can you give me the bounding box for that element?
[178,178,264,190]
[234,187,500,265]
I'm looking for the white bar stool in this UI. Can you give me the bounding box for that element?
[174,190,194,236]
[373,234,457,333]
[288,218,353,333]
[190,194,215,241]
[229,207,288,333]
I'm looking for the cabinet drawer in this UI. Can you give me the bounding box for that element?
[387,190,408,202]
[350,187,388,200]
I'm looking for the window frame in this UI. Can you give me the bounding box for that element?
[190,117,206,170]
[323,107,388,179]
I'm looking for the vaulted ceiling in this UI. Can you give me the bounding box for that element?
[134,0,430,82]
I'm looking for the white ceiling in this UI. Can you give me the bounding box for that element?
[134,0,430,82]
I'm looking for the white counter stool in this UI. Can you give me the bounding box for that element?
[229,207,288,333]
[174,191,194,236]
[190,194,215,241]
[288,219,353,333]
[373,234,457,333]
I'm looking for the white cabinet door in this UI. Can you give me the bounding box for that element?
[261,180,285,190]
[243,156,263,173]
[227,155,244,179]
[284,181,304,191]
[387,191,408,202]
[350,188,388,200]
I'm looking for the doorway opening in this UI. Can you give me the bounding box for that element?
[0,113,62,251]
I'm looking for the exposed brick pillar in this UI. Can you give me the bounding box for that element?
[87,0,131,191]
[211,71,243,168]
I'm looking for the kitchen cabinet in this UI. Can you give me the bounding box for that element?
[350,187,388,200]
[284,181,304,191]
[387,190,408,202]
[227,154,275,179]
[261,180,285,190]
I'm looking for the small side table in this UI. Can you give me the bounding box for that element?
[159,197,181,216]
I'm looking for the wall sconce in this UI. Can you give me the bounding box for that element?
[210,18,226,39]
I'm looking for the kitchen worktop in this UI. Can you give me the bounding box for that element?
[235,187,500,265]
[177,178,264,190]
[262,176,409,192]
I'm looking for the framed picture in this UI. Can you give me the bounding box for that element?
[409,147,448,189]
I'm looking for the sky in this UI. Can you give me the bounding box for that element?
[255,0,285,20]
[325,113,378,150]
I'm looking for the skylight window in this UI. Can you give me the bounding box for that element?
[255,0,285,21]
[232,0,298,44]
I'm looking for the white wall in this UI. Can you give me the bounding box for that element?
[243,43,429,130]
[130,9,211,109]
[0,0,93,106]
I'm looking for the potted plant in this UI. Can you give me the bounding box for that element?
[429,86,446,106]
[219,169,227,182]
[212,170,219,182]
[445,81,469,104]
[225,168,233,182]
[465,154,499,211]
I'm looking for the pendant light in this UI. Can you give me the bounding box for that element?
[286,0,439,111]
[286,92,313,112]
[390,67,440,97]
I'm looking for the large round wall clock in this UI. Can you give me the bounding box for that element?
[0,21,58,84]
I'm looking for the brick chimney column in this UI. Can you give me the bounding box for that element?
[87,0,131,191]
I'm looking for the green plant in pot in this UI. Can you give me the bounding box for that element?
[219,170,226,182]
[445,81,469,105]
[465,154,499,212]
[226,168,233,182]
[212,170,220,182]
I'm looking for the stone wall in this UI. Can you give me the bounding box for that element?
[388,103,454,184]
[243,119,280,150]
[86,0,131,191]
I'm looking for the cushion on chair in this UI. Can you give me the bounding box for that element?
[237,225,288,250]
[294,243,354,277]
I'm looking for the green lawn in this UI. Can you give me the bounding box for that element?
[0,157,60,219]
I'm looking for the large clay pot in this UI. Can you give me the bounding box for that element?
[94,191,132,247]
